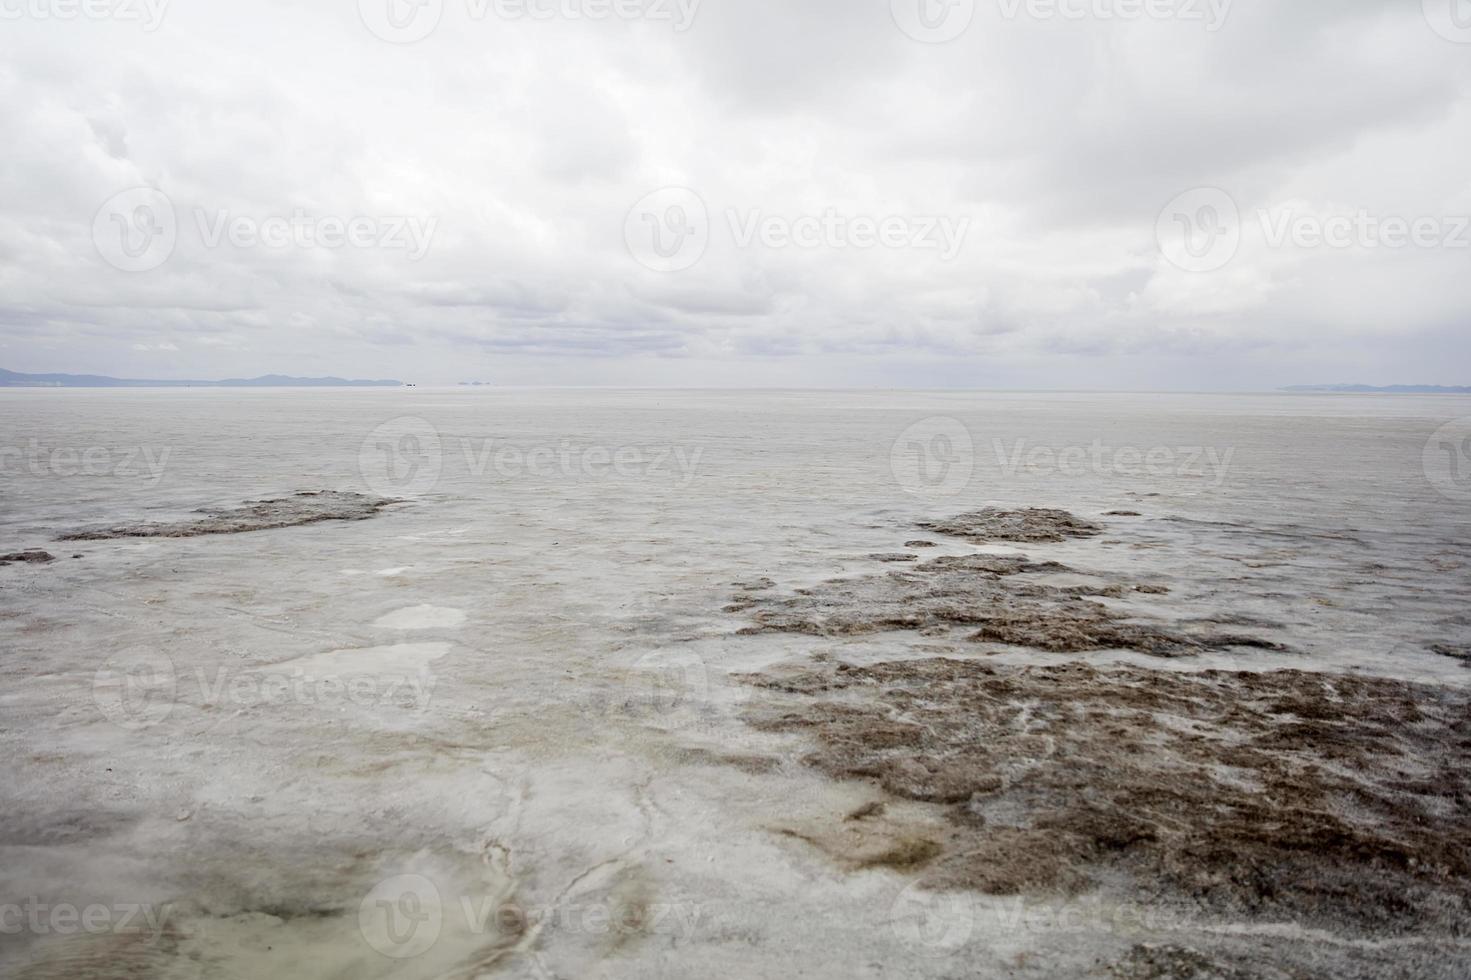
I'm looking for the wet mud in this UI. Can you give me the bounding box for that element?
[916,507,1103,544]
[0,550,55,565]
[727,507,1471,974]
[730,539,1280,658]
[743,657,1471,936]
[58,491,398,541]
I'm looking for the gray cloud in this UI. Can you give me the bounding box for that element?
[0,0,1467,386]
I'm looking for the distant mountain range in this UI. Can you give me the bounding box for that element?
[1,368,403,388]
[1283,384,1471,394]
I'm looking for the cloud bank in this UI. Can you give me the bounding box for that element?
[1,0,1468,387]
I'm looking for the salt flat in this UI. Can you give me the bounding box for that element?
[2,388,1469,978]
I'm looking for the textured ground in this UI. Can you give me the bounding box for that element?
[57,491,397,541]
[4,389,1470,979]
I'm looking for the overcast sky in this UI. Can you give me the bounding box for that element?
[2,0,1469,388]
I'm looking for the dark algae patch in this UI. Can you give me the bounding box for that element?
[58,491,398,541]
[724,508,1471,974]
[917,507,1103,544]
[0,550,55,565]
[743,657,1471,936]
[731,549,1283,656]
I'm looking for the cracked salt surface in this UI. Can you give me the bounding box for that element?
[2,388,1470,979]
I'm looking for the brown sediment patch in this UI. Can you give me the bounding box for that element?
[1432,644,1471,667]
[1105,510,1143,517]
[866,553,918,563]
[741,657,1471,936]
[1110,944,1264,980]
[58,491,399,541]
[670,746,783,774]
[776,826,943,871]
[768,797,955,873]
[1103,940,1468,980]
[732,549,1283,657]
[0,550,54,565]
[918,507,1102,544]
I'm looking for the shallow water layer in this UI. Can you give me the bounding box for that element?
[2,389,1469,978]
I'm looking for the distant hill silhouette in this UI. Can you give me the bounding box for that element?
[1,368,402,388]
